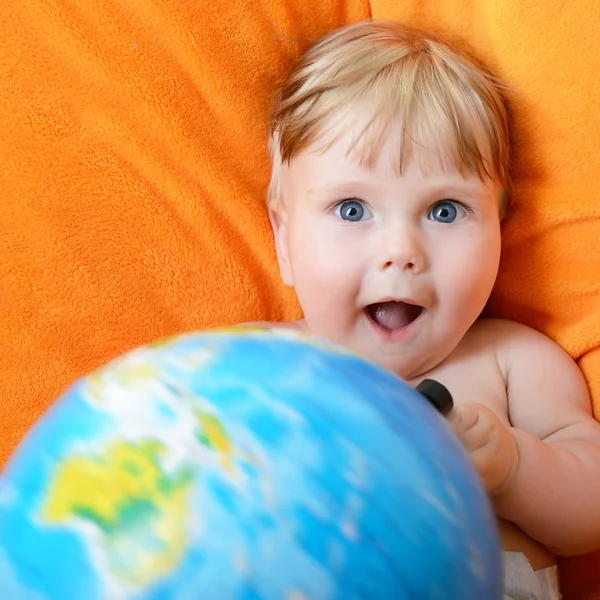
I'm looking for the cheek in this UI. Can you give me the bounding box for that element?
[479,225,502,281]
[290,241,355,292]
[289,221,363,280]
[438,229,501,306]
[287,226,366,312]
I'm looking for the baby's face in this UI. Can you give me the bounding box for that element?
[270,129,502,379]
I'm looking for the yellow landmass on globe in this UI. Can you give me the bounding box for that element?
[194,410,234,471]
[40,439,194,589]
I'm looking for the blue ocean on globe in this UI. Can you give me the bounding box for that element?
[0,327,502,599]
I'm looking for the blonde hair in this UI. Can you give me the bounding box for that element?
[268,20,510,211]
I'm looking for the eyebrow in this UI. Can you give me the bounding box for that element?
[305,178,491,198]
[306,181,377,196]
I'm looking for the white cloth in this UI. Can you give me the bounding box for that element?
[504,551,561,600]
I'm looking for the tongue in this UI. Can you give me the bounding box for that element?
[368,302,422,330]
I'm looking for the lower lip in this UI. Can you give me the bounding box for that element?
[364,307,426,342]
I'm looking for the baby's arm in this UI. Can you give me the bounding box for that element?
[487,320,600,556]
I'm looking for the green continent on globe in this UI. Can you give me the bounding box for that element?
[39,438,195,589]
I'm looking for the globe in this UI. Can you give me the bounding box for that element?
[0,327,503,599]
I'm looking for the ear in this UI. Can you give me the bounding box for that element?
[268,201,294,286]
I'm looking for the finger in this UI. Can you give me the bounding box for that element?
[447,404,480,434]
[457,421,493,452]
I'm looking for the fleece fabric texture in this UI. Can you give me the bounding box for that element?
[0,0,367,462]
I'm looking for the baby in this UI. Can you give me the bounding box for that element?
[248,20,600,599]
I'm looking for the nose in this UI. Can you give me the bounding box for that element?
[379,225,426,274]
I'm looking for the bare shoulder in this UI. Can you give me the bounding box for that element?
[465,318,577,370]
[471,318,595,439]
[469,317,579,378]
[464,317,546,345]
[440,318,538,381]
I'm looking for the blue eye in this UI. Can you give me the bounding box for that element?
[428,200,468,224]
[335,199,372,222]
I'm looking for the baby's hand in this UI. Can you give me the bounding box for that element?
[447,403,519,496]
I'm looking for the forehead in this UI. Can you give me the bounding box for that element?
[283,120,492,189]
[287,98,497,185]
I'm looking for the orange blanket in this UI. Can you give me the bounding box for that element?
[0,0,367,462]
[1,1,599,598]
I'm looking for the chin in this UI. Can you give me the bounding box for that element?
[370,354,417,380]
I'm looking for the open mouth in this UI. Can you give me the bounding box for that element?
[365,301,424,332]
